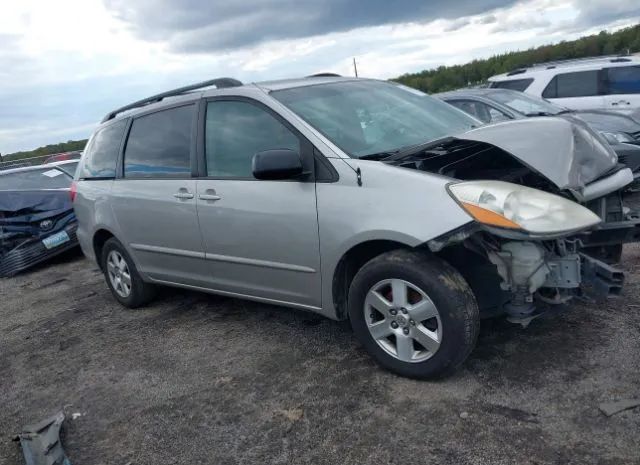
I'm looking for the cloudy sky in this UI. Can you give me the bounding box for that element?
[1,0,639,154]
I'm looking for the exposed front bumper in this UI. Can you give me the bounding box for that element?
[0,223,78,277]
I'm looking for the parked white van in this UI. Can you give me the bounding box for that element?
[488,55,640,113]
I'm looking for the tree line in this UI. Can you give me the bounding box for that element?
[2,139,88,162]
[393,23,640,93]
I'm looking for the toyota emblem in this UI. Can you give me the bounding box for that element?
[40,219,54,230]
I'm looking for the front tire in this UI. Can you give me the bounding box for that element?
[348,249,479,379]
[101,237,156,308]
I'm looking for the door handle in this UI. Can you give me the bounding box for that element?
[199,188,221,201]
[199,194,221,201]
[173,192,194,200]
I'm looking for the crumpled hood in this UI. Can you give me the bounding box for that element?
[459,117,618,191]
[0,189,72,224]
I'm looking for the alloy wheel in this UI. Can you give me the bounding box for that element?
[107,250,132,298]
[364,278,442,363]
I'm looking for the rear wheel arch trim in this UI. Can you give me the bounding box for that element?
[92,228,118,270]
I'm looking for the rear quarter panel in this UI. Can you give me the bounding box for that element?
[73,180,117,264]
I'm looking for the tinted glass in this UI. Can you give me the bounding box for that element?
[489,89,563,115]
[489,79,533,91]
[124,105,193,177]
[606,66,640,95]
[543,70,600,98]
[80,120,127,178]
[273,81,477,158]
[0,168,72,190]
[205,101,299,178]
[448,100,510,123]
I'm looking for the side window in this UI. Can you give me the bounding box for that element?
[543,70,600,98]
[490,79,533,92]
[80,120,127,178]
[449,100,510,124]
[606,66,640,95]
[205,100,300,178]
[487,107,511,123]
[123,105,193,178]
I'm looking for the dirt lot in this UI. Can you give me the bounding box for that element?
[1,246,639,465]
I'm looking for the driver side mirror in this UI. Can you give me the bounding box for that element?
[252,149,304,180]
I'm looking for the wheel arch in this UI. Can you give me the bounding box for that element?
[331,239,419,320]
[92,228,117,270]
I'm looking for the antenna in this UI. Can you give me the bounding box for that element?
[353,57,359,78]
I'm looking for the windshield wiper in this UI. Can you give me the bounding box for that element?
[381,137,456,163]
[358,151,400,161]
[524,111,555,117]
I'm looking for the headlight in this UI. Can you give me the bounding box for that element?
[600,131,634,145]
[448,180,601,235]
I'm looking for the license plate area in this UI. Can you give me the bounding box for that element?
[42,231,70,249]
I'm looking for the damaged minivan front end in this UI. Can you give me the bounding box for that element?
[427,181,621,325]
[406,118,634,324]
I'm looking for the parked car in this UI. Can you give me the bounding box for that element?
[436,88,640,175]
[0,160,79,277]
[74,76,637,379]
[488,55,640,113]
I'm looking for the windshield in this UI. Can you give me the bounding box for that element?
[489,89,565,116]
[0,167,72,190]
[272,80,478,158]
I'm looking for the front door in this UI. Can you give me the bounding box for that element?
[195,99,322,309]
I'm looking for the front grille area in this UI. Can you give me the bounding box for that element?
[0,224,78,277]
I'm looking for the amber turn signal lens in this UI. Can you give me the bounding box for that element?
[460,202,521,229]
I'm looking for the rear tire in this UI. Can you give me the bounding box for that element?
[101,237,156,308]
[348,249,479,379]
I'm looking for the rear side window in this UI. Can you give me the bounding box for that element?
[489,79,533,92]
[542,70,600,98]
[80,120,127,179]
[123,105,193,178]
[606,66,640,95]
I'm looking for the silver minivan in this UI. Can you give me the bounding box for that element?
[74,76,631,378]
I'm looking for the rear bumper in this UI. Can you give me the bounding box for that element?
[0,223,78,277]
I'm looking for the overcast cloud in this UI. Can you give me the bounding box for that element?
[104,0,518,52]
[0,0,639,154]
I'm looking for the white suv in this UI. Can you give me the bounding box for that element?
[488,55,640,114]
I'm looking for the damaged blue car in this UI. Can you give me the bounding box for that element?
[0,160,79,277]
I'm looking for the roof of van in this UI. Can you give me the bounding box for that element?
[101,76,359,124]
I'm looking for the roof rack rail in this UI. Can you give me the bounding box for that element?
[101,77,243,122]
[518,54,633,71]
[506,68,527,76]
[306,73,342,78]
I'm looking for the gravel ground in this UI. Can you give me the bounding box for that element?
[1,247,639,465]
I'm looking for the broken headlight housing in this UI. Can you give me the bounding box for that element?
[448,180,601,235]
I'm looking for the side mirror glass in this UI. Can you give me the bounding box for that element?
[252,149,303,180]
